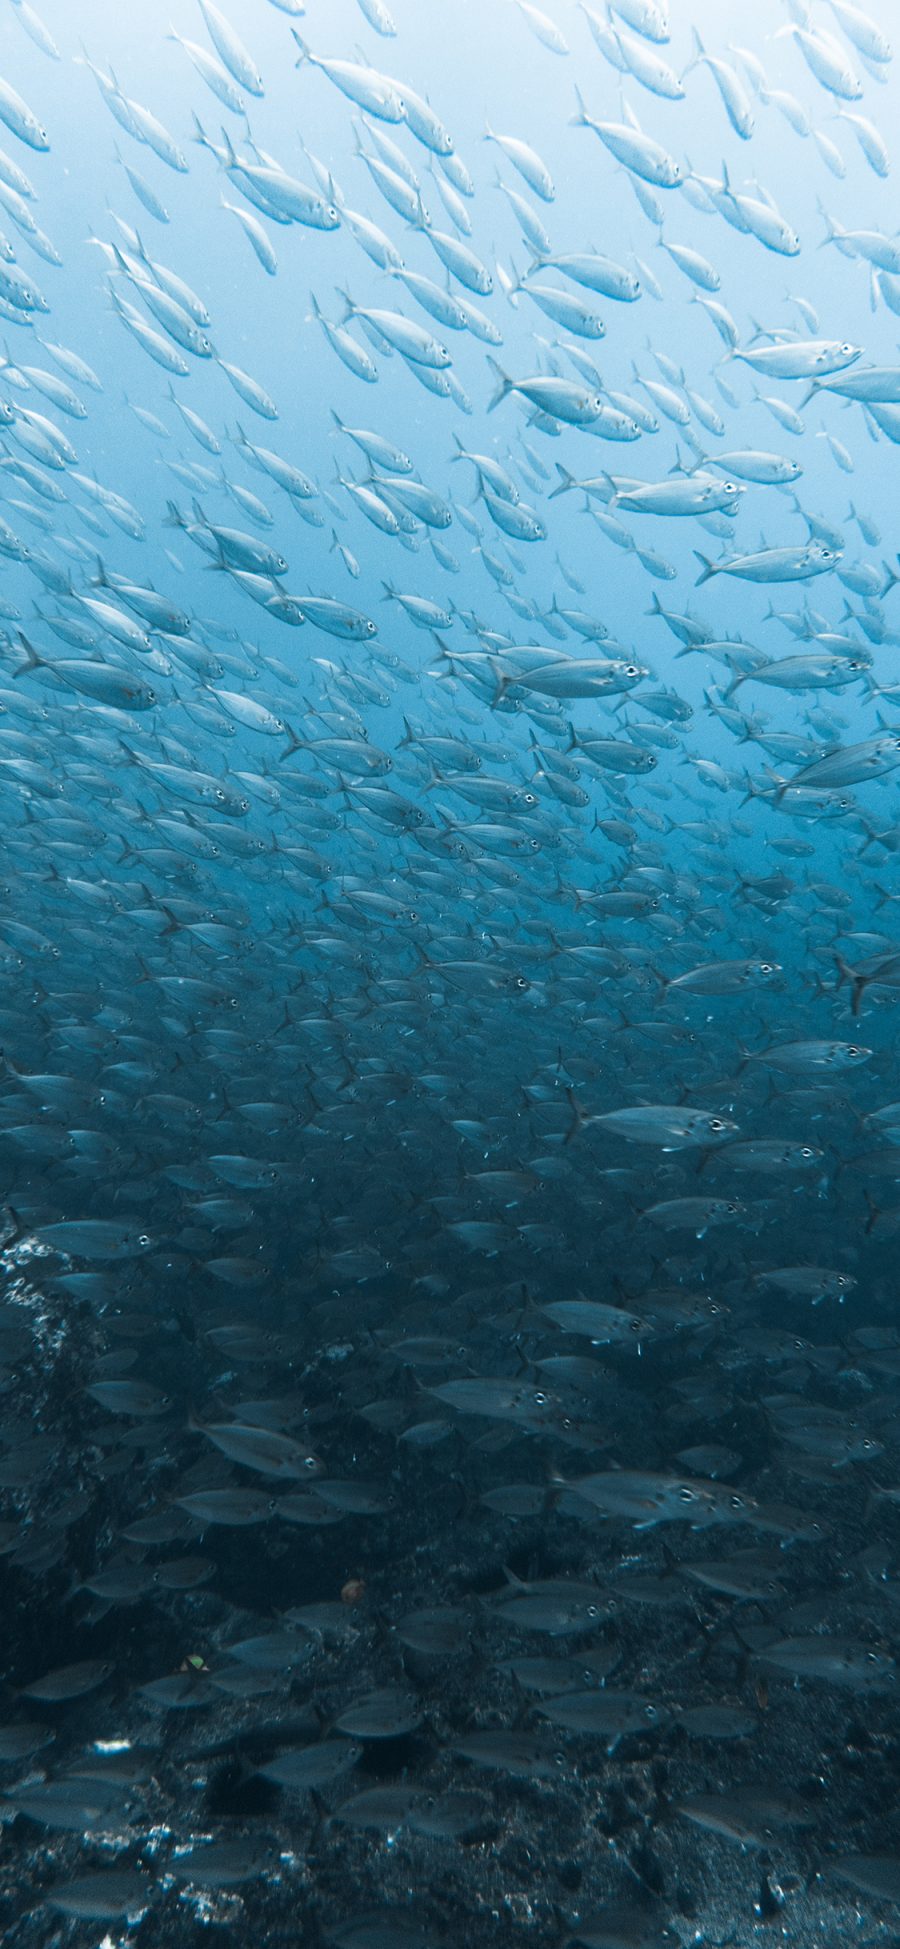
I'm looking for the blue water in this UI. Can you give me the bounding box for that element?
[2,0,900,1940]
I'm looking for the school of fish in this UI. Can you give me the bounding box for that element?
[3,0,900,1942]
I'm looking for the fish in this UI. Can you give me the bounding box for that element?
[695,540,841,584]
[577,1104,739,1148]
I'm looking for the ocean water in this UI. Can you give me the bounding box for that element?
[2,0,900,1941]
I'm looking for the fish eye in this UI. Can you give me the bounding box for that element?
[723,481,738,494]
[677,1486,696,1503]
[303,1454,318,1470]
[709,1118,726,1132]
[849,1048,863,1059]
[240,798,250,811]
[587,1603,599,1618]
[644,1705,659,1721]
[729,1493,744,1510]
[801,1148,815,1159]
[532,1390,548,1405]
[514,975,529,991]
[759,963,774,974]
[138,1234,150,1247]
[366,621,376,635]
[841,343,855,354]
[625,665,640,678]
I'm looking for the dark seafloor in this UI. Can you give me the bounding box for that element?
[3,0,900,1944]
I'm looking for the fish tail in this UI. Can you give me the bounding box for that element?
[488,656,511,707]
[12,631,41,677]
[569,85,590,129]
[217,126,239,173]
[682,25,705,75]
[189,111,211,149]
[563,1086,586,1146]
[549,463,575,499]
[291,29,310,66]
[486,355,512,412]
[834,954,865,1016]
[693,551,716,584]
[816,197,838,247]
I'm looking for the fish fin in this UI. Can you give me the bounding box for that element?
[486,354,513,413]
[569,84,590,129]
[549,463,575,499]
[12,631,42,677]
[219,125,238,171]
